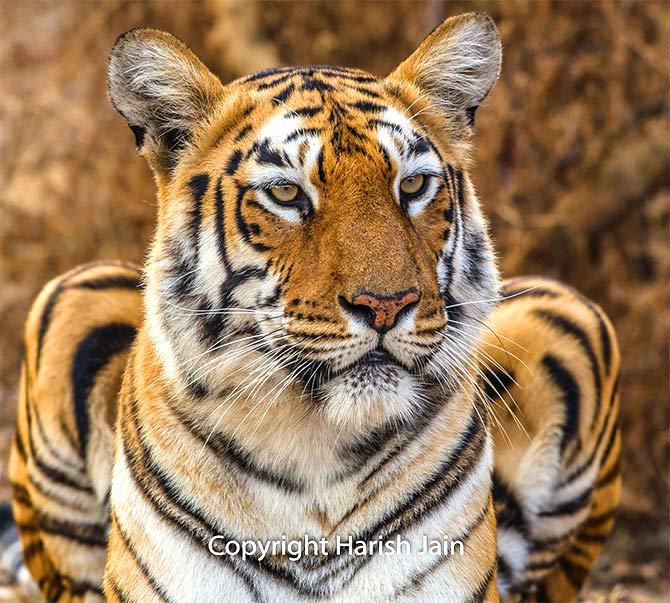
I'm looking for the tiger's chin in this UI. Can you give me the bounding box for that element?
[316,362,425,431]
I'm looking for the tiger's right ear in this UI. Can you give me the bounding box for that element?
[108,28,225,175]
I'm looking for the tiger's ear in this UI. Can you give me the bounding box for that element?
[388,12,501,129]
[108,28,225,174]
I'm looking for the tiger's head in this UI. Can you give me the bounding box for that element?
[108,12,501,434]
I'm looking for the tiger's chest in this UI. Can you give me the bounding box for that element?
[106,394,498,602]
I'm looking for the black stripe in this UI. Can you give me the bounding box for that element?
[255,140,288,167]
[301,77,333,92]
[455,169,466,210]
[69,579,103,597]
[24,383,94,494]
[539,487,592,517]
[106,575,131,603]
[492,474,528,536]
[226,149,243,175]
[353,86,381,99]
[348,100,385,113]
[583,508,617,528]
[10,481,31,506]
[14,429,27,461]
[74,275,140,291]
[244,66,296,83]
[26,470,91,512]
[257,72,294,90]
[36,285,68,372]
[541,354,581,452]
[25,363,83,472]
[535,309,602,427]
[168,402,305,494]
[215,174,233,272]
[480,366,515,404]
[72,323,137,457]
[22,539,45,562]
[557,556,589,590]
[578,297,613,378]
[234,182,255,248]
[113,512,172,603]
[578,531,609,544]
[317,147,326,183]
[320,71,377,84]
[462,228,489,287]
[408,135,431,156]
[526,558,557,572]
[234,124,253,141]
[285,127,322,143]
[36,511,107,547]
[598,418,620,473]
[496,553,512,581]
[272,83,295,104]
[466,560,496,603]
[560,377,619,487]
[186,173,210,263]
[367,119,412,146]
[293,106,322,117]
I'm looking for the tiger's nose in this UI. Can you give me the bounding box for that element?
[342,289,421,333]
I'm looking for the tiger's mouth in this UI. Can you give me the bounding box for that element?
[288,338,431,392]
[358,347,398,366]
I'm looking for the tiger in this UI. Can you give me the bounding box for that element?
[8,12,621,602]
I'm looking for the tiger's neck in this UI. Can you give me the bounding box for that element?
[125,326,487,488]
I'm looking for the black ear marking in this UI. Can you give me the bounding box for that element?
[162,127,190,155]
[129,125,146,148]
[466,106,478,128]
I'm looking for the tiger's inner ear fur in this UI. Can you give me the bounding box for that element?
[108,28,225,174]
[389,12,501,129]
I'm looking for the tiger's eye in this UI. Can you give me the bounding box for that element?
[270,184,299,203]
[400,174,426,196]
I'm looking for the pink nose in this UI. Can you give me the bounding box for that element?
[349,289,421,332]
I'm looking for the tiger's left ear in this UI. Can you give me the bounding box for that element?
[388,12,501,129]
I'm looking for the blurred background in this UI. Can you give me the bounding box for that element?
[0,1,668,600]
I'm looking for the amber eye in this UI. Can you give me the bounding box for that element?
[399,174,427,197]
[269,184,300,204]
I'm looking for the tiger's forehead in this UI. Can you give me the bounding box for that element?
[237,65,442,183]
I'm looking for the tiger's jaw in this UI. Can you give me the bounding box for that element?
[315,354,428,429]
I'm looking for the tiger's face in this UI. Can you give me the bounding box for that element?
[109,13,502,432]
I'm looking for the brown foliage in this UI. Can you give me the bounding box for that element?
[0,0,668,595]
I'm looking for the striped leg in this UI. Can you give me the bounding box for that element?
[11,363,107,602]
[9,262,142,602]
[536,386,621,602]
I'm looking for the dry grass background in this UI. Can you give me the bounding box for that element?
[0,1,668,600]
